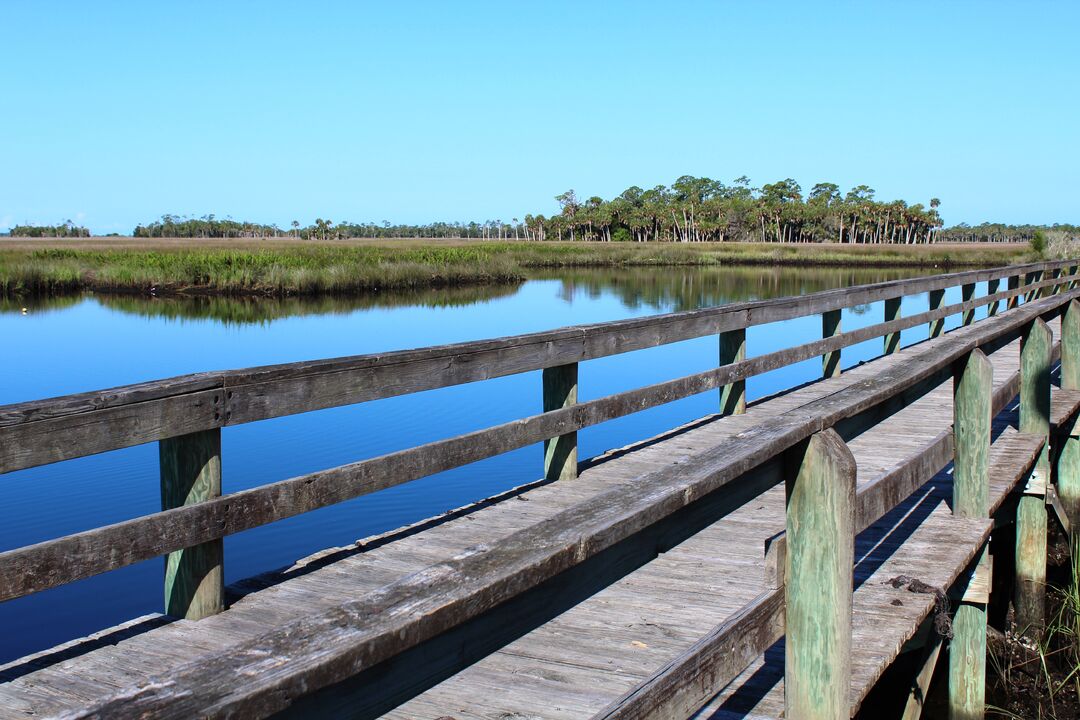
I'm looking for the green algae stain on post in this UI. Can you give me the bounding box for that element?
[160,428,224,620]
[884,296,902,355]
[949,349,991,719]
[950,549,990,720]
[986,278,1000,317]
[1059,300,1080,526]
[719,328,746,416]
[1007,275,1021,310]
[929,289,945,338]
[1017,317,1051,634]
[543,363,578,481]
[785,428,855,720]
[822,309,842,378]
[1025,270,1042,301]
[953,349,991,518]
[961,283,976,326]
[1062,300,1080,391]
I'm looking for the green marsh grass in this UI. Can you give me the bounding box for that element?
[0,241,1034,298]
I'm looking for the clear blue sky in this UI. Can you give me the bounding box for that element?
[2,1,1077,234]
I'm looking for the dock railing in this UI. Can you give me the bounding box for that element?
[2,258,1080,718]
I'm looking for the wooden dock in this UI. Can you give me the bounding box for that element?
[1,260,1079,719]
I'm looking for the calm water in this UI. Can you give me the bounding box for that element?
[0,266,981,662]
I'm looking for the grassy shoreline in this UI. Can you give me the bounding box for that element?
[0,238,1035,298]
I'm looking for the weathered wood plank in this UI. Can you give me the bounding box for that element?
[0,389,223,474]
[988,432,1045,516]
[588,589,784,720]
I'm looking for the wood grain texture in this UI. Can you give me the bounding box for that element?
[884,297,902,355]
[1062,299,1080,390]
[543,363,578,482]
[986,278,1000,317]
[160,429,224,620]
[589,589,784,720]
[949,547,989,720]
[953,350,991,518]
[784,429,855,720]
[962,283,976,326]
[1018,317,1051,634]
[929,289,946,338]
[720,328,746,415]
[822,309,843,378]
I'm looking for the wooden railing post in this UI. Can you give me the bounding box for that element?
[160,428,224,620]
[949,349,991,718]
[884,297,902,355]
[1025,270,1041,302]
[929,289,946,338]
[961,283,976,326]
[822,309,842,378]
[719,328,746,415]
[1051,267,1063,295]
[953,350,991,517]
[543,363,578,481]
[784,428,855,720]
[1017,318,1051,633]
[1070,265,1078,291]
[1058,300,1080,526]
[986,278,1000,317]
[1007,275,1021,310]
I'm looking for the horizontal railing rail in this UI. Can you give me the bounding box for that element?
[0,262,1077,611]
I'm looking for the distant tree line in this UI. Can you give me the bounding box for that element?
[131,178,949,245]
[133,214,281,239]
[935,222,1080,243]
[525,177,942,243]
[130,214,522,241]
[8,176,1075,244]
[9,220,91,238]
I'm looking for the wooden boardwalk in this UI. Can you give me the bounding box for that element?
[0,260,1078,718]
[383,319,1048,720]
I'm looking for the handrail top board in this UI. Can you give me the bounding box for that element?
[59,289,1074,720]
[0,258,1073,432]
